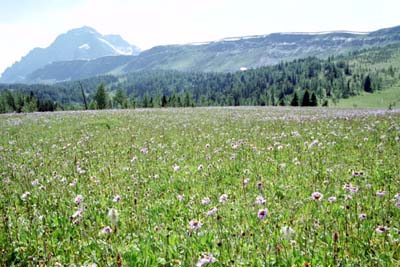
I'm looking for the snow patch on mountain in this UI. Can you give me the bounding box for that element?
[98,38,133,55]
[79,44,90,50]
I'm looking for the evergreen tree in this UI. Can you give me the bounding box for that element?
[301,90,311,106]
[161,95,168,107]
[363,75,372,92]
[310,92,318,106]
[142,94,149,108]
[93,83,108,109]
[290,92,299,106]
[184,91,191,107]
[113,88,128,108]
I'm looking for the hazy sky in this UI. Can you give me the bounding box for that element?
[0,0,399,75]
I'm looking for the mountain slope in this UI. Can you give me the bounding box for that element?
[7,25,400,84]
[0,26,140,83]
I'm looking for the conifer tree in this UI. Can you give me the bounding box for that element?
[310,92,318,106]
[93,83,108,109]
[290,92,299,106]
[301,90,310,106]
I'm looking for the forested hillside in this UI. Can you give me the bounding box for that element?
[0,44,399,113]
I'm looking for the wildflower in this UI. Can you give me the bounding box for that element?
[71,207,84,219]
[243,178,249,186]
[140,147,148,154]
[328,196,337,203]
[351,171,364,177]
[130,156,137,163]
[395,202,400,208]
[171,259,181,265]
[113,195,121,202]
[205,144,210,149]
[77,166,85,174]
[90,176,100,184]
[206,207,218,216]
[31,179,39,186]
[197,164,203,171]
[257,181,263,190]
[100,226,113,235]
[177,194,185,201]
[21,191,31,200]
[395,193,400,200]
[196,254,216,267]
[219,194,228,203]
[280,226,295,240]
[108,208,119,225]
[172,164,180,171]
[201,197,211,205]
[74,195,83,205]
[255,196,266,205]
[358,213,367,220]
[311,192,323,201]
[375,225,389,234]
[257,208,268,219]
[189,219,203,230]
[376,191,386,197]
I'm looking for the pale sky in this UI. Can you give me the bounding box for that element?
[0,0,399,76]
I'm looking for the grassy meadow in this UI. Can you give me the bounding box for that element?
[336,85,400,109]
[0,107,399,266]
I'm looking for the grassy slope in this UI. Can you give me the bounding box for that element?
[335,85,400,108]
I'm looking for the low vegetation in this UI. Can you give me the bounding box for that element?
[1,107,399,266]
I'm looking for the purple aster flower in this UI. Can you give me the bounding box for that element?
[358,213,367,220]
[257,208,268,219]
[255,196,266,205]
[189,220,203,230]
[311,192,323,201]
[328,196,337,203]
[196,253,216,267]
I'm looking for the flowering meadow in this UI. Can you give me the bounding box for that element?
[1,107,399,266]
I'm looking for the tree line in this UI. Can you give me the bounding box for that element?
[0,51,397,113]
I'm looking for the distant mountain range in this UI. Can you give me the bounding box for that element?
[0,26,140,83]
[2,25,400,84]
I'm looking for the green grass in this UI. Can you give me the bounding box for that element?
[0,107,399,266]
[336,85,400,108]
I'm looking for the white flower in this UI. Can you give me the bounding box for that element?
[21,191,31,200]
[280,226,295,240]
[219,194,228,203]
[172,164,180,171]
[108,208,118,225]
[74,195,83,205]
[113,195,121,202]
[201,197,211,205]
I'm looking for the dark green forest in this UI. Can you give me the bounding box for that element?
[1,45,399,113]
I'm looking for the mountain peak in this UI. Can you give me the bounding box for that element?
[66,26,99,35]
[0,26,140,83]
